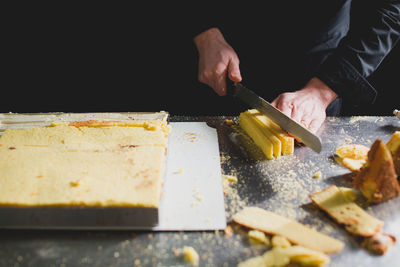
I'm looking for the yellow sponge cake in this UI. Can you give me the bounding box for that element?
[239,109,294,159]
[0,120,170,208]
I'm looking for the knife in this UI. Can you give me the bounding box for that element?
[228,82,322,153]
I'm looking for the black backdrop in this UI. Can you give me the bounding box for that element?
[2,3,398,116]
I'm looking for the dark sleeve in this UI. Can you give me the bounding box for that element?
[315,0,400,107]
[190,8,226,39]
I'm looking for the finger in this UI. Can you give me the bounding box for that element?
[290,105,303,124]
[213,63,228,96]
[215,72,227,96]
[308,118,323,134]
[270,96,279,108]
[301,116,313,129]
[227,59,242,82]
[278,101,294,118]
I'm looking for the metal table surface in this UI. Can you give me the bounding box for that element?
[0,115,399,267]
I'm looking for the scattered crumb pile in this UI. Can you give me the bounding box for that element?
[238,109,294,160]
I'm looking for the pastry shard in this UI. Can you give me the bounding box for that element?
[361,231,396,255]
[386,131,400,176]
[335,144,369,172]
[238,109,294,159]
[353,138,400,203]
[310,185,383,237]
[232,207,344,254]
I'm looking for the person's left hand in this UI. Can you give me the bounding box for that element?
[271,77,338,133]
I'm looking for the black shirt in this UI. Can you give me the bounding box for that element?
[192,0,400,114]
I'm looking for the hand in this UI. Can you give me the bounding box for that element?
[193,28,242,96]
[271,77,338,133]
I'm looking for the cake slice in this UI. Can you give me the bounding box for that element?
[238,109,294,159]
[239,112,274,159]
[353,138,400,203]
[247,109,294,155]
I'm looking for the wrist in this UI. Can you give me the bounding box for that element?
[193,27,224,51]
[304,77,338,109]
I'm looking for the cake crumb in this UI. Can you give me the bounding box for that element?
[248,230,270,246]
[175,168,184,174]
[172,248,180,256]
[272,235,291,248]
[182,246,199,266]
[313,171,322,179]
[225,119,235,126]
[223,174,238,183]
[70,181,80,187]
[224,225,233,238]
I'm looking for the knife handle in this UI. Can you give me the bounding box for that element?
[225,81,237,97]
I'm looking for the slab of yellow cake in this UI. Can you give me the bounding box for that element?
[0,120,170,208]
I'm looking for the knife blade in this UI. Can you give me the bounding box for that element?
[229,82,322,153]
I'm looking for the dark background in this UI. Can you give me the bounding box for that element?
[2,2,399,116]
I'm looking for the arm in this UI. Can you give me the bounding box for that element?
[315,0,400,107]
[193,27,242,96]
[273,1,399,133]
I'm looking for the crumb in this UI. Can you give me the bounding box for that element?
[224,225,233,238]
[222,174,238,183]
[248,230,270,246]
[225,119,235,126]
[313,171,322,179]
[271,235,291,248]
[182,246,199,266]
[175,168,184,174]
[172,248,180,256]
[70,181,80,187]
[194,192,203,201]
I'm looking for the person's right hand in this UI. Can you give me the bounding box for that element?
[193,28,242,96]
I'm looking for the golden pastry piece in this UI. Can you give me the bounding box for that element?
[335,144,369,171]
[361,231,396,255]
[310,185,383,237]
[386,131,400,175]
[353,138,400,203]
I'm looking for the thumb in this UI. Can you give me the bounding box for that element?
[227,59,242,82]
